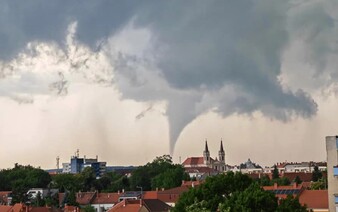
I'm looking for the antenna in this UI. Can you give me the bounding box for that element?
[56,156,60,173]
[179,156,181,164]
[76,149,79,158]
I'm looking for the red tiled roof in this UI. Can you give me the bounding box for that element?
[0,203,62,212]
[182,157,204,166]
[263,183,303,191]
[299,190,328,209]
[157,186,191,203]
[107,199,143,212]
[281,173,313,182]
[143,191,158,199]
[0,205,12,211]
[91,193,119,204]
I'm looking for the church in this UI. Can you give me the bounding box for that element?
[182,140,227,172]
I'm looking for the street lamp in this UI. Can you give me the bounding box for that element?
[136,186,143,199]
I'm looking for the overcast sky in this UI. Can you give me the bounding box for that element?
[1,0,338,169]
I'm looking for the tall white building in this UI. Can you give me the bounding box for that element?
[326,136,338,212]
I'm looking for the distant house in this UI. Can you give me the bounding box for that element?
[263,183,329,211]
[0,191,12,205]
[238,158,263,174]
[0,203,65,212]
[107,199,171,212]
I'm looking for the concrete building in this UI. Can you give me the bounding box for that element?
[326,136,338,212]
[61,152,107,178]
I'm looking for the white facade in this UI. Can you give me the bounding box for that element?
[62,163,71,173]
[326,136,338,212]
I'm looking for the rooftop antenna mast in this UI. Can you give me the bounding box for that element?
[56,156,60,173]
[76,149,79,158]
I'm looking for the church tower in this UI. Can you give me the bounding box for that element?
[218,139,225,164]
[203,140,210,165]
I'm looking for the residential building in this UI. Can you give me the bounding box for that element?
[326,136,338,212]
[107,199,171,212]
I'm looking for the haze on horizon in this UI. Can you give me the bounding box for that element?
[0,0,338,169]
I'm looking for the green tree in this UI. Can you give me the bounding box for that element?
[31,191,45,207]
[65,190,79,207]
[81,167,96,191]
[0,164,52,203]
[151,165,189,190]
[293,176,302,185]
[272,165,279,179]
[129,155,187,191]
[220,183,278,212]
[82,205,96,212]
[312,166,322,182]
[52,173,83,192]
[276,195,307,212]
[174,172,253,212]
[186,199,211,212]
[273,177,290,186]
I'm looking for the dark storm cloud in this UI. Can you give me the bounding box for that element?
[0,0,324,153]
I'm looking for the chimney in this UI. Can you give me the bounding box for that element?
[192,182,194,188]
[122,189,125,193]
[118,190,120,194]
[140,199,142,207]
[293,182,297,189]
[182,180,185,185]
[161,188,164,191]
[156,188,158,191]
[273,183,278,189]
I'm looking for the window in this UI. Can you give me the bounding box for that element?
[334,167,338,176]
[335,195,338,204]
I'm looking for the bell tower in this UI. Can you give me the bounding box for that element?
[203,140,210,165]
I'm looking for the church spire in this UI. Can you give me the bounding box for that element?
[205,139,209,152]
[219,139,225,163]
[203,139,210,165]
[220,139,224,152]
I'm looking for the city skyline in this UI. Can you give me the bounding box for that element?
[1,0,337,169]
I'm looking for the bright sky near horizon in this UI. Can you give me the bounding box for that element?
[1,0,338,169]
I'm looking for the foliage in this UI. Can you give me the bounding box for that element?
[310,177,327,190]
[174,172,253,212]
[52,173,83,192]
[220,183,278,212]
[272,165,279,179]
[257,175,290,186]
[31,191,45,207]
[273,177,290,186]
[312,166,323,182]
[151,165,189,190]
[65,190,79,207]
[276,195,307,212]
[81,167,96,191]
[186,199,211,212]
[0,164,52,203]
[175,172,307,212]
[129,155,188,191]
[293,176,302,185]
[82,205,96,212]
